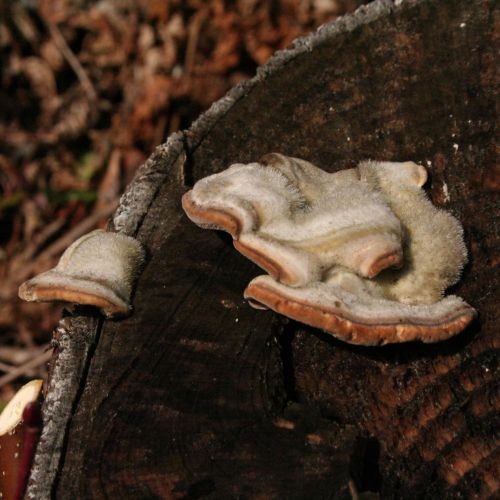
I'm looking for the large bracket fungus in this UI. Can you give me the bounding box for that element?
[183,153,405,285]
[18,229,145,318]
[183,154,476,345]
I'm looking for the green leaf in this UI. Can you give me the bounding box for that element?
[73,151,98,181]
[0,192,25,211]
[45,189,98,204]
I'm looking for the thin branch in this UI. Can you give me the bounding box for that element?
[0,349,52,388]
[184,9,207,77]
[45,21,97,104]
[0,361,14,373]
[34,202,119,264]
[13,201,119,286]
[18,217,66,262]
[0,346,45,365]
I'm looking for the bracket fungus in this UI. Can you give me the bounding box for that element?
[18,229,145,318]
[0,379,43,437]
[0,380,43,500]
[183,154,404,285]
[183,154,476,345]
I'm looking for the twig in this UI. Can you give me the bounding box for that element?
[0,350,52,388]
[14,202,119,285]
[0,361,14,373]
[184,9,207,77]
[348,480,360,500]
[45,21,97,104]
[2,216,64,294]
[18,322,35,350]
[17,217,66,262]
[35,202,119,262]
[0,346,44,365]
[168,112,181,134]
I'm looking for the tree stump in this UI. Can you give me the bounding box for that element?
[27,0,498,498]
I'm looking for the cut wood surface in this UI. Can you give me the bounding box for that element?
[28,0,498,498]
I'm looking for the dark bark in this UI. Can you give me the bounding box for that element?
[28,0,498,498]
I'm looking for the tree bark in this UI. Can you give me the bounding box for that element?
[28,0,498,498]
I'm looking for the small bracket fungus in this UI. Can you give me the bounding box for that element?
[19,229,145,318]
[183,154,476,345]
[0,380,43,500]
[0,379,43,436]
